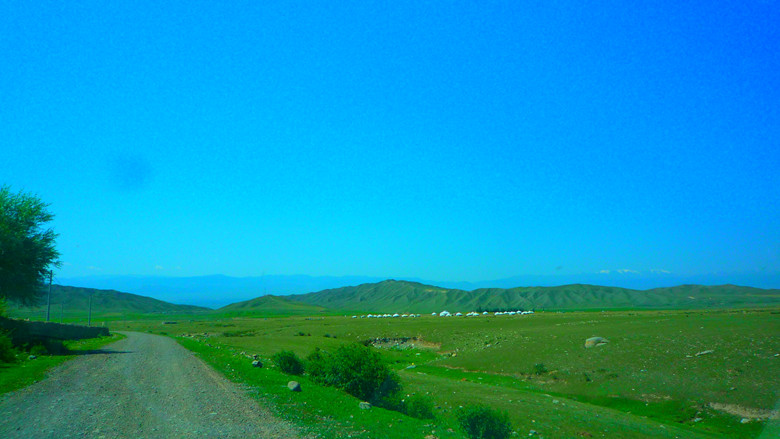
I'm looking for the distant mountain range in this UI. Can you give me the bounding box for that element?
[285,280,780,313]
[58,274,385,308]
[7,281,778,319]
[58,272,780,308]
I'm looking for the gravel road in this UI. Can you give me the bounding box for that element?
[0,332,303,438]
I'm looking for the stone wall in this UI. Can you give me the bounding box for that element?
[0,316,109,346]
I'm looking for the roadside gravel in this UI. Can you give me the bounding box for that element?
[0,332,303,438]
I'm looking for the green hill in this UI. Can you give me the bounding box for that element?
[219,294,327,315]
[6,285,210,320]
[287,280,780,313]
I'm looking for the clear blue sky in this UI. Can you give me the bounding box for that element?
[2,1,778,283]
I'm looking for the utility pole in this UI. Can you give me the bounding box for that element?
[46,270,53,321]
[88,292,93,327]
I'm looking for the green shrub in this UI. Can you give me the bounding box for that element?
[305,347,327,377]
[456,404,513,439]
[404,394,435,419]
[273,350,305,375]
[29,343,48,356]
[43,339,66,355]
[533,363,548,375]
[307,343,402,403]
[0,331,17,363]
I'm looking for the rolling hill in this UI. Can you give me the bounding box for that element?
[286,280,780,313]
[219,294,327,315]
[58,272,780,308]
[6,285,210,320]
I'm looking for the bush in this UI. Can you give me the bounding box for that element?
[456,404,513,439]
[533,363,548,375]
[0,331,17,363]
[404,394,435,419]
[29,343,48,356]
[273,350,305,375]
[307,343,402,403]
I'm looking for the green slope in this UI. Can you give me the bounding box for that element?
[289,279,455,312]
[6,284,209,319]
[287,280,780,313]
[219,294,327,315]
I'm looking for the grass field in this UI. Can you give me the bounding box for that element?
[0,333,125,395]
[113,308,780,438]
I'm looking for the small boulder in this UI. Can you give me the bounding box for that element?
[28,355,37,360]
[252,360,262,368]
[584,337,609,348]
[359,401,372,410]
[288,381,301,392]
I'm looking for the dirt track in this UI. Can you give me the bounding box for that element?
[0,332,302,438]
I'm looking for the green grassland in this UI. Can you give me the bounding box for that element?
[0,333,125,395]
[115,308,780,438]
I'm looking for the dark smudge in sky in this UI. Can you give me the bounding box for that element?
[110,153,153,192]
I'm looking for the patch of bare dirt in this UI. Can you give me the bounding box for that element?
[640,393,673,402]
[708,402,780,420]
[363,336,441,350]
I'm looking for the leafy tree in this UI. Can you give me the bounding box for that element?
[0,186,60,306]
[0,330,16,363]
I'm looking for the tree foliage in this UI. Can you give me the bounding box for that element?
[0,186,60,305]
[0,330,16,363]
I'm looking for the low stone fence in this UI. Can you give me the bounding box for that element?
[0,316,109,346]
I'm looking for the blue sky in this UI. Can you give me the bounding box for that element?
[2,1,778,285]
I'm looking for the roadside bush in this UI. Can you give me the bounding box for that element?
[404,394,435,419]
[305,347,328,377]
[0,331,17,363]
[29,343,48,356]
[307,343,402,403]
[273,350,305,375]
[533,363,548,375]
[456,404,513,439]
